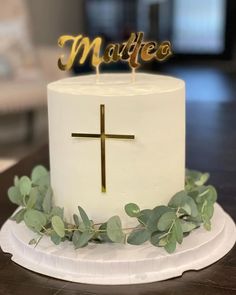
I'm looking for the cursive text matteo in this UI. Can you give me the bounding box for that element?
[58,32,172,70]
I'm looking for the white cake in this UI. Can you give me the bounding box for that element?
[47,73,185,226]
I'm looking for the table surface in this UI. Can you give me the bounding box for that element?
[0,100,236,294]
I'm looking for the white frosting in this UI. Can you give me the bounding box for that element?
[47,73,185,226]
[48,73,184,96]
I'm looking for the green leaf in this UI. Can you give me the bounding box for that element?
[98,223,113,243]
[42,187,52,214]
[19,176,31,196]
[107,215,125,243]
[195,173,210,186]
[124,203,140,217]
[147,206,172,232]
[206,186,217,203]
[31,165,48,183]
[8,186,22,205]
[78,206,91,228]
[169,191,198,217]
[10,208,26,223]
[168,191,188,208]
[173,218,183,244]
[24,209,47,232]
[73,214,80,226]
[138,209,152,225]
[29,238,37,245]
[72,230,81,247]
[164,235,177,253]
[33,189,44,211]
[51,206,64,219]
[157,211,176,231]
[51,215,65,238]
[127,228,150,245]
[203,217,211,231]
[206,204,214,219]
[196,186,210,203]
[26,188,38,209]
[36,175,50,190]
[51,231,62,245]
[73,230,94,248]
[185,197,198,217]
[180,219,197,233]
[150,231,168,247]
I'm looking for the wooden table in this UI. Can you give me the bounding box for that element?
[0,100,236,294]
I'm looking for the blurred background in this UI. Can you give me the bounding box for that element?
[0,0,236,176]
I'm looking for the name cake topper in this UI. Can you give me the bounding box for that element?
[57,32,172,71]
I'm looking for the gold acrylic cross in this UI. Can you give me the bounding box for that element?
[71,104,135,193]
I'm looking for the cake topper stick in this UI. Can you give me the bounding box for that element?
[96,65,100,83]
[132,67,136,83]
[71,105,135,192]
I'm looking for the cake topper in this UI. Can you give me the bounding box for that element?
[71,105,135,192]
[57,32,172,72]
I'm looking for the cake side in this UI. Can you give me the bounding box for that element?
[47,73,185,226]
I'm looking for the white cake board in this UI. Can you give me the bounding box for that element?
[0,203,235,285]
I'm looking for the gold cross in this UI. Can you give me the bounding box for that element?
[72,104,135,193]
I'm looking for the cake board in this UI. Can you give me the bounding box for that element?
[0,203,235,285]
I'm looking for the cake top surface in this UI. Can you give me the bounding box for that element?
[48,73,184,96]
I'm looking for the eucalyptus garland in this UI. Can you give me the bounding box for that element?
[7,166,217,253]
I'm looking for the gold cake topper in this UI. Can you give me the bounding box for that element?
[58,32,172,71]
[72,105,135,193]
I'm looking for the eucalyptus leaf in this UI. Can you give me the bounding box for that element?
[34,189,45,211]
[50,231,62,245]
[27,188,38,209]
[138,209,152,225]
[157,211,176,231]
[35,175,50,193]
[195,173,210,186]
[180,219,197,233]
[98,223,113,243]
[72,230,81,247]
[24,209,47,232]
[164,231,177,253]
[42,187,52,214]
[51,206,64,219]
[185,197,198,217]
[19,176,31,196]
[73,214,80,226]
[8,186,22,205]
[147,206,172,232]
[51,215,65,238]
[206,186,217,203]
[74,230,94,248]
[31,165,48,183]
[203,203,214,219]
[164,237,177,254]
[127,228,150,245]
[78,206,91,228]
[173,218,183,244]
[168,191,188,208]
[107,216,125,243]
[150,231,168,247]
[124,203,140,217]
[29,238,37,245]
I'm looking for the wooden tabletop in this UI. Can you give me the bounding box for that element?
[0,100,236,294]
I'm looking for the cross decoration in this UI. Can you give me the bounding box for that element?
[72,104,135,192]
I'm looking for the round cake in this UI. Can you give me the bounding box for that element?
[47,73,185,225]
